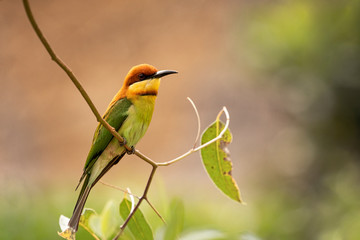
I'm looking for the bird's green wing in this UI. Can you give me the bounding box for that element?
[83,97,132,173]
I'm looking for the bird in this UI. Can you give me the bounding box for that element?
[68,64,177,232]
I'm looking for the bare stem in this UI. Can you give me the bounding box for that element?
[100,180,165,223]
[157,107,230,166]
[187,97,201,149]
[145,198,166,225]
[100,181,140,199]
[113,166,158,240]
[22,0,132,152]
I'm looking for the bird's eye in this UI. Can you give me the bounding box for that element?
[138,73,146,80]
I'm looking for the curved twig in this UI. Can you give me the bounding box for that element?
[187,97,201,149]
[194,107,229,151]
[157,106,230,166]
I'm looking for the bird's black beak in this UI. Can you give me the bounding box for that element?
[151,70,178,79]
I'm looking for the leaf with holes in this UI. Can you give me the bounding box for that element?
[200,119,243,203]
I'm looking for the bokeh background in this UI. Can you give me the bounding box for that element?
[1,0,360,239]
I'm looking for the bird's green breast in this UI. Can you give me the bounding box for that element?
[118,95,156,146]
[88,95,156,183]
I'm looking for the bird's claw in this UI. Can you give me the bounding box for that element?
[119,137,127,146]
[119,137,135,154]
[126,146,135,155]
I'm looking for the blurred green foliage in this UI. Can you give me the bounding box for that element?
[2,168,359,239]
[234,0,360,239]
[238,0,360,167]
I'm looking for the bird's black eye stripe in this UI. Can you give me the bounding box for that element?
[138,73,146,80]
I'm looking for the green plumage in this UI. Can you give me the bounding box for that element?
[67,64,177,233]
[84,98,132,174]
[69,95,156,231]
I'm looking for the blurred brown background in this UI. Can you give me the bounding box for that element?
[1,0,360,239]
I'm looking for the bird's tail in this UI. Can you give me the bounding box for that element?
[68,175,91,231]
[68,154,124,232]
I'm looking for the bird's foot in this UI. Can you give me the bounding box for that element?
[126,146,135,155]
[119,137,135,155]
[119,137,127,146]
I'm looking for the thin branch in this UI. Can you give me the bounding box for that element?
[145,198,166,225]
[100,181,140,199]
[187,97,201,149]
[134,150,157,167]
[100,180,165,224]
[157,107,230,166]
[113,166,158,240]
[193,107,229,151]
[22,0,133,153]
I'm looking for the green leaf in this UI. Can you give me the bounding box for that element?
[88,214,102,239]
[100,201,121,239]
[164,198,184,240]
[80,208,97,229]
[200,119,243,203]
[79,208,101,239]
[85,201,121,240]
[119,198,154,240]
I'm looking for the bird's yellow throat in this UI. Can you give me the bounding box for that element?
[126,78,160,99]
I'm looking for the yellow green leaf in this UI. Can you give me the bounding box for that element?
[120,198,153,240]
[163,198,184,240]
[200,119,243,203]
